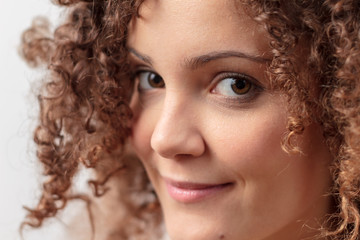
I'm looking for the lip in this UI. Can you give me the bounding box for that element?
[164,178,233,203]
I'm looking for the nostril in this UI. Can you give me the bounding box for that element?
[150,129,169,156]
[150,126,205,159]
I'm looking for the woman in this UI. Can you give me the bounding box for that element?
[21,0,360,239]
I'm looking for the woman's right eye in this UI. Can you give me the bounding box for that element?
[137,71,165,91]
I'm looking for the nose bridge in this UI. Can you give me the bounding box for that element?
[150,90,205,159]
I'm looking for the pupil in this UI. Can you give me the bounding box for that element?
[235,79,246,89]
[148,73,164,87]
[230,77,251,95]
[151,74,161,84]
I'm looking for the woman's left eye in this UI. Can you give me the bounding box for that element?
[211,73,257,97]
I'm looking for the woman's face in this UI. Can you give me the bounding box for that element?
[127,1,332,239]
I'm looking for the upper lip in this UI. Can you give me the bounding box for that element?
[163,177,232,190]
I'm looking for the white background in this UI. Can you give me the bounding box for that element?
[0,1,71,239]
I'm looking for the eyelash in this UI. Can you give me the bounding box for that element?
[133,69,263,104]
[135,70,165,92]
[210,72,263,103]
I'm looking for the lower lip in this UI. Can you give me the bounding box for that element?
[165,182,232,203]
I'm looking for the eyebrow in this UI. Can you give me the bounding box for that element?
[128,47,271,69]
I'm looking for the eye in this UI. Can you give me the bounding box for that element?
[212,74,254,97]
[137,71,165,91]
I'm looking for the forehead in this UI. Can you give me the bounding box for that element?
[134,0,246,31]
[127,0,271,60]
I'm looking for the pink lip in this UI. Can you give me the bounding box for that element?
[164,178,233,203]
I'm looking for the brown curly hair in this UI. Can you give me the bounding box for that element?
[20,0,360,239]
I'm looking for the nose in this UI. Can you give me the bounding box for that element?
[150,93,205,159]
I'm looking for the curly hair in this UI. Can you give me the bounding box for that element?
[20,0,360,239]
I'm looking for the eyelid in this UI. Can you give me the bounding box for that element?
[130,65,156,79]
[209,72,264,106]
[212,72,264,89]
[211,72,264,96]
[135,69,166,93]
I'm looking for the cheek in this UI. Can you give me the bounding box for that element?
[207,103,289,179]
[209,104,332,218]
[131,110,155,159]
[207,101,330,197]
[130,92,156,160]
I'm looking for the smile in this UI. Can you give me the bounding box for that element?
[164,178,234,203]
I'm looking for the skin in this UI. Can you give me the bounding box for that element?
[127,0,333,239]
